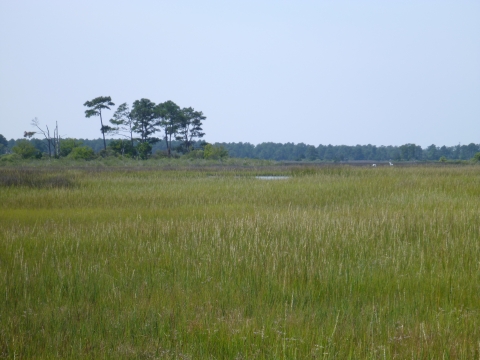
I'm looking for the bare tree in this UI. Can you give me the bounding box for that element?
[31,118,60,158]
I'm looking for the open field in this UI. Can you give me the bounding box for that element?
[1,165,480,359]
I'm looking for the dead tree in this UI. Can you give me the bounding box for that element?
[31,118,60,158]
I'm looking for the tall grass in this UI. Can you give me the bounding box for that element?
[1,166,479,358]
[0,168,75,188]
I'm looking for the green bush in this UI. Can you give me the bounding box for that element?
[203,144,228,160]
[0,153,22,162]
[136,142,152,160]
[67,146,95,160]
[151,150,168,159]
[183,150,204,159]
[439,156,447,162]
[108,140,137,157]
[472,152,480,162]
[97,149,116,158]
[60,138,83,157]
[12,140,41,159]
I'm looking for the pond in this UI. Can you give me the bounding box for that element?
[255,176,291,180]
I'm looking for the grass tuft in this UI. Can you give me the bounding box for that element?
[0,168,76,189]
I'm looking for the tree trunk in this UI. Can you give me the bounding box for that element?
[99,110,107,151]
[168,132,172,156]
[165,130,170,156]
[129,123,134,148]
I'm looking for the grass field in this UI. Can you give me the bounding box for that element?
[1,165,479,359]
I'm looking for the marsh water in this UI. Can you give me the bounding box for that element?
[255,176,291,180]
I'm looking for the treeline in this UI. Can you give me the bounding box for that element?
[2,133,480,162]
[0,136,228,161]
[1,93,479,162]
[216,142,480,161]
[0,137,204,156]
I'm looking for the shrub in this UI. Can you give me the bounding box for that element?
[472,152,480,162]
[11,140,41,159]
[68,146,95,160]
[137,143,152,160]
[60,138,83,157]
[108,140,137,157]
[183,150,204,159]
[0,153,22,162]
[97,149,116,158]
[203,144,228,160]
[439,156,447,163]
[151,150,168,159]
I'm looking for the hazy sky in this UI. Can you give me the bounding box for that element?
[1,1,479,147]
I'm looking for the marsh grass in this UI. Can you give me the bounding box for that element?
[1,165,480,358]
[0,168,76,189]
[0,156,277,169]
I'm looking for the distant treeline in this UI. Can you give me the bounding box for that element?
[2,136,479,161]
[216,142,480,161]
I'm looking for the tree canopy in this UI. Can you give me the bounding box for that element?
[131,98,159,145]
[176,107,205,153]
[109,103,135,148]
[156,100,181,156]
[84,96,115,151]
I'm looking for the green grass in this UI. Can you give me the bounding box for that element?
[1,165,480,359]
[0,155,277,168]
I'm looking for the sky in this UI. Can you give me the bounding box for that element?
[0,1,479,147]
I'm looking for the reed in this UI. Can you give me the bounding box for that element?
[1,165,479,358]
